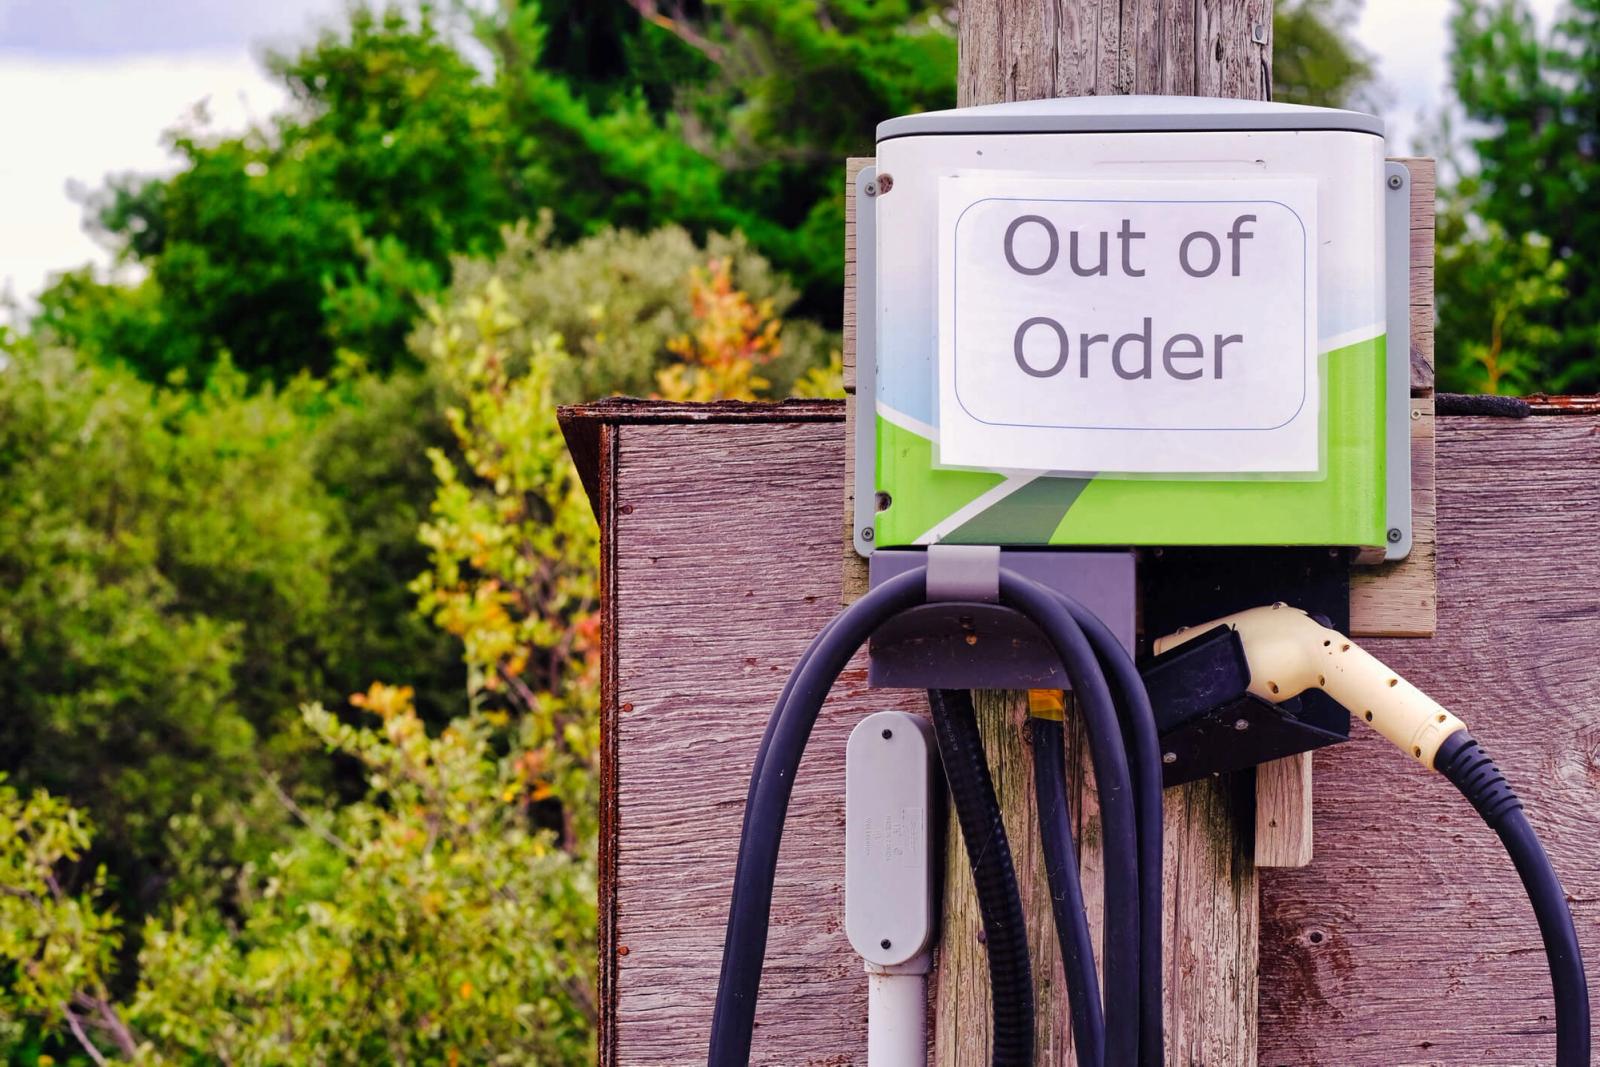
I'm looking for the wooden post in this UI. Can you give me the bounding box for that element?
[934,3,1273,1064]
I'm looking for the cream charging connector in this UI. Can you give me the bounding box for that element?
[1154,603,1466,768]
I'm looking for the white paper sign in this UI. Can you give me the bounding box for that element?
[937,176,1319,474]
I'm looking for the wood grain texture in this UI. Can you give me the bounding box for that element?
[1255,753,1314,868]
[843,159,872,603]
[956,0,1271,106]
[1260,413,1600,1064]
[609,419,921,1064]
[1349,399,1437,638]
[1397,158,1437,394]
[842,157,871,397]
[597,422,621,1066]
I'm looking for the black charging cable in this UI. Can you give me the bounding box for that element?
[708,566,1587,1067]
[1031,714,1103,1062]
[1434,730,1589,1066]
[708,565,1155,1066]
[1041,587,1166,1067]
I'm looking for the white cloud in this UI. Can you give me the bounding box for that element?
[0,0,1579,315]
[1356,0,1564,152]
[0,0,342,58]
[0,49,287,307]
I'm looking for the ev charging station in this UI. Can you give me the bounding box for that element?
[705,98,1589,1067]
[854,95,1410,560]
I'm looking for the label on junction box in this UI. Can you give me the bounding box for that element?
[937,175,1319,475]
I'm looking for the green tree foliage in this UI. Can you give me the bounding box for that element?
[0,685,595,1065]
[0,225,807,1063]
[41,6,507,381]
[1,225,820,1059]
[0,295,599,1067]
[36,1,947,383]
[0,341,464,926]
[1437,187,1570,393]
[0,777,132,1058]
[1445,0,1600,391]
[0,345,261,865]
[1273,0,1378,108]
[416,219,832,403]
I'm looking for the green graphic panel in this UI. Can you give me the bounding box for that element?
[874,415,1005,545]
[874,335,1387,549]
[950,475,1088,544]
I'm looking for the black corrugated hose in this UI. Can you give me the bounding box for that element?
[927,688,1035,1065]
[707,564,1153,1066]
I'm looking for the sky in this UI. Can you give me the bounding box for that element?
[0,0,1568,309]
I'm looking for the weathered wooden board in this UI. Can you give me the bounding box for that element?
[1350,400,1438,638]
[1400,158,1437,395]
[565,400,1600,1063]
[842,157,872,604]
[582,406,1256,1063]
[608,417,910,1063]
[1260,414,1600,1064]
[1254,752,1315,869]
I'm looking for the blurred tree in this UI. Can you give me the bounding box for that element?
[35,1,947,382]
[0,224,820,1065]
[1446,0,1600,392]
[415,219,833,403]
[0,683,596,1065]
[40,7,505,381]
[0,339,464,941]
[1436,159,1572,393]
[655,257,783,401]
[1273,0,1378,108]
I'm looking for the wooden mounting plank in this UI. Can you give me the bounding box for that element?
[842,158,872,604]
[1349,400,1438,638]
[1260,159,1441,867]
[1398,157,1437,395]
[1260,412,1600,1063]
[1254,752,1315,869]
[575,404,1263,1062]
[565,397,1598,1062]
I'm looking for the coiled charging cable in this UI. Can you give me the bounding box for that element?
[709,577,1589,1067]
[709,564,1161,1065]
